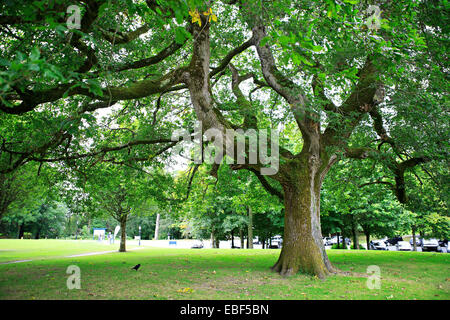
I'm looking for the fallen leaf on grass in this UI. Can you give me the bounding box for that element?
[177,287,195,294]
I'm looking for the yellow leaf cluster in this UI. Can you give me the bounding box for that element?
[203,8,217,23]
[177,287,195,293]
[188,9,202,26]
[188,8,217,26]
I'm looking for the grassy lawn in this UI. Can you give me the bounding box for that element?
[0,240,448,300]
[0,239,138,263]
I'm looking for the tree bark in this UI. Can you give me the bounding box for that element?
[271,162,336,278]
[366,233,371,250]
[34,227,41,239]
[351,218,359,249]
[231,229,235,248]
[248,206,253,249]
[119,217,127,252]
[154,213,160,240]
[337,232,341,249]
[210,230,215,248]
[17,222,24,239]
[239,229,244,249]
[412,225,417,251]
[215,238,220,249]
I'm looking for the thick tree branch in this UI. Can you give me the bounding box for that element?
[322,58,382,147]
[100,25,150,45]
[109,40,186,72]
[248,167,284,201]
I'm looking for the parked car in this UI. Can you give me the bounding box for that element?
[409,237,422,247]
[396,241,412,251]
[270,235,283,248]
[385,236,403,246]
[386,237,399,246]
[191,240,204,249]
[422,238,439,252]
[323,237,332,246]
[437,240,449,253]
[370,240,387,250]
[328,236,351,246]
[446,241,450,253]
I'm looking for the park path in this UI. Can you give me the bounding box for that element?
[0,247,145,265]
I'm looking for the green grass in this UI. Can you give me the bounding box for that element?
[0,240,448,300]
[0,239,138,263]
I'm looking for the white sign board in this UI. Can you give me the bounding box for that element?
[93,228,105,240]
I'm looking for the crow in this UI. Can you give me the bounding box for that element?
[131,264,141,271]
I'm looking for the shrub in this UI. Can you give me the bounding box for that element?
[331,244,348,249]
[23,232,32,239]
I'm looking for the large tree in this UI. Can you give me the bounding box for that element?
[0,0,448,277]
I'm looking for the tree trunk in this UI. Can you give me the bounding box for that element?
[215,238,220,248]
[271,177,335,278]
[351,219,359,249]
[87,218,92,234]
[412,225,417,251]
[17,222,24,239]
[119,217,127,252]
[210,230,215,248]
[366,233,371,250]
[248,206,253,249]
[337,232,341,249]
[239,229,244,249]
[231,229,235,248]
[353,231,359,250]
[34,228,41,239]
[154,213,160,240]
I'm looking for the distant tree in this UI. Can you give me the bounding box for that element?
[85,163,159,252]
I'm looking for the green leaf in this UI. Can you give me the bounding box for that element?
[175,27,187,45]
[86,79,104,97]
[30,47,41,61]
[260,36,271,47]
[278,35,291,46]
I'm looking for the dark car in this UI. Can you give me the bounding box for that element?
[438,239,448,253]
[385,236,403,246]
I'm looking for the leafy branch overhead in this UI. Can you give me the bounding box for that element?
[0,0,447,277]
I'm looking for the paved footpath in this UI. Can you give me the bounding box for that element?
[0,247,145,265]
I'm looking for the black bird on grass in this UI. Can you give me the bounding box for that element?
[131,264,141,271]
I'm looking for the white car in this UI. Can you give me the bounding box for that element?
[270,235,283,248]
[191,240,204,249]
[396,241,412,251]
[323,237,332,246]
[422,238,439,252]
[370,240,387,250]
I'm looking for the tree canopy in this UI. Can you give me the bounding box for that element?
[0,0,448,277]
